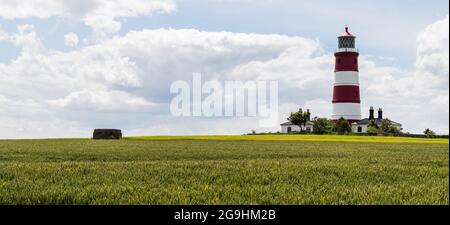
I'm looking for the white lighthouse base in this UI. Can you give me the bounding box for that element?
[332,103,362,121]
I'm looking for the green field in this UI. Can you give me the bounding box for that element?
[0,135,448,205]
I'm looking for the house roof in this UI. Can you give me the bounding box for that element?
[352,118,402,126]
[280,121,314,126]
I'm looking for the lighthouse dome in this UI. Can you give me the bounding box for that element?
[338,26,356,49]
[340,25,354,37]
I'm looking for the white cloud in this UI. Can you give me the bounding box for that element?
[0,15,448,138]
[0,27,325,137]
[0,0,176,35]
[7,24,45,52]
[416,15,449,85]
[359,15,449,134]
[83,15,122,35]
[49,89,155,111]
[64,32,79,47]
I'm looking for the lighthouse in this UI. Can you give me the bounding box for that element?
[332,26,362,122]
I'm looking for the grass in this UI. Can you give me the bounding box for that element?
[0,135,448,205]
[127,135,449,144]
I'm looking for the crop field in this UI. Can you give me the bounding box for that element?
[0,135,448,205]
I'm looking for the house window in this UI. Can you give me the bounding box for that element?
[287,127,292,133]
[357,126,362,133]
[306,127,312,133]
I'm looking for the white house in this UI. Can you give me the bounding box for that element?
[352,119,402,133]
[280,107,402,134]
[280,121,314,134]
[280,108,314,134]
[351,107,402,134]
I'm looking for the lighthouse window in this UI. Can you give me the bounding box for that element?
[339,37,355,48]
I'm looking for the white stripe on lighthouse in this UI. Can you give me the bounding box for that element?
[334,71,359,86]
[336,48,358,53]
[332,103,362,120]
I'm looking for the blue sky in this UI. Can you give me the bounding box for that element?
[0,0,448,138]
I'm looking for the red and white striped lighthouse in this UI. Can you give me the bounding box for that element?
[332,26,362,122]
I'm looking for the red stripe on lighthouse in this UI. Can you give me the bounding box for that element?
[335,52,359,72]
[332,85,361,103]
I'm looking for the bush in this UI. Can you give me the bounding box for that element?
[313,118,333,135]
[367,126,378,136]
[388,126,401,136]
[380,119,392,135]
[424,129,436,138]
[333,117,352,135]
[367,119,379,136]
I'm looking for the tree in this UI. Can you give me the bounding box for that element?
[367,126,378,136]
[333,117,352,135]
[367,119,379,136]
[368,119,378,129]
[379,119,402,136]
[288,108,309,132]
[380,119,393,135]
[424,129,436,138]
[313,118,333,134]
[389,127,401,136]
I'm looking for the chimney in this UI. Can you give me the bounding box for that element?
[369,107,375,120]
[378,108,383,119]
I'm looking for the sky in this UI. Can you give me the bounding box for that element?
[0,0,448,138]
